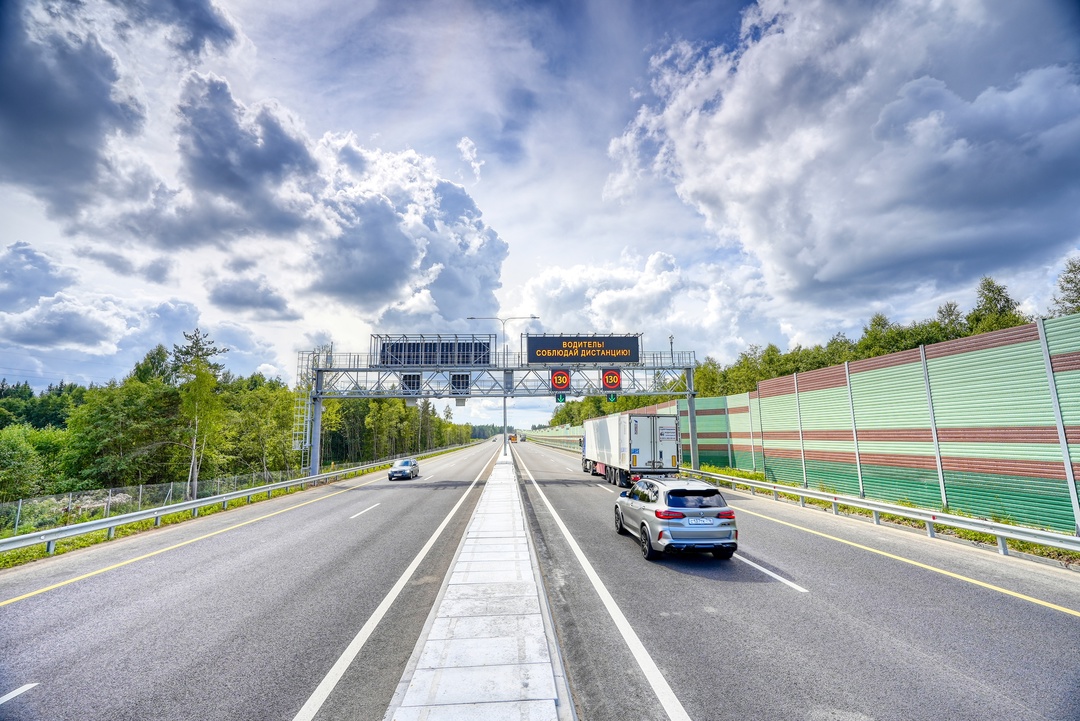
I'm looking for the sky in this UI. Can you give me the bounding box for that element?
[2,0,1080,430]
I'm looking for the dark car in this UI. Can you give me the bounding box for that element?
[615,478,737,560]
[388,458,420,480]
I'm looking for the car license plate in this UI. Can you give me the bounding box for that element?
[687,518,711,525]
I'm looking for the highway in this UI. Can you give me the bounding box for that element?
[2,440,1079,720]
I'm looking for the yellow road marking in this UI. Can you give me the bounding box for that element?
[734,505,1080,619]
[1,477,383,608]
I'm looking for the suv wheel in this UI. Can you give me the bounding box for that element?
[640,526,658,561]
[614,508,626,535]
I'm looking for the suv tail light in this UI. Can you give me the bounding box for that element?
[655,509,685,519]
[717,509,735,519]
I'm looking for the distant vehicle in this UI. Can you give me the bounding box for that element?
[388,458,420,480]
[615,478,737,560]
[582,413,680,487]
[509,434,518,443]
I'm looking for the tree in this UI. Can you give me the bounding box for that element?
[694,357,725,398]
[63,379,180,490]
[172,327,228,380]
[966,276,1029,334]
[0,424,45,503]
[129,344,175,385]
[935,301,963,338]
[178,359,225,499]
[229,380,296,478]
[1050,257,1080,317]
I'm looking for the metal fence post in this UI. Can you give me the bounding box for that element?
[920,345,948,509]
[14,499,22,535]
[747,393,757,472]
[1036,317,1080,535]
[794,372,808,488]
[845,361,866,498]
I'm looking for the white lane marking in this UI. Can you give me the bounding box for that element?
[734,554,809,593]
[520,462,692,721]
[349,503,380,520]
[292,446,498,721]
[595,484,614,493]
[0,684,38,705]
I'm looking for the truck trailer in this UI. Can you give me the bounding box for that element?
[581,413,680,487]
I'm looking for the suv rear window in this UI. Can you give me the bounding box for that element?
[666,489,726,508]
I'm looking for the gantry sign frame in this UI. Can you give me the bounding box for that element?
[293,333,699,475]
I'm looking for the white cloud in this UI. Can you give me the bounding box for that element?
[611,0,1080,339]
[457,136,485,182]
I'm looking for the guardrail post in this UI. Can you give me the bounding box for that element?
[46,540,55,555]
[872,510,881,525]
[108,526,115,540]
[155,514,162,527]
[926,518,936,538]
[832,499,839,515]
[997,536,1009,555]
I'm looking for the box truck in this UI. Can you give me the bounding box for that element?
[581,413,680,487]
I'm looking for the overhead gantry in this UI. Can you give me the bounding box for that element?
[293,333,700,475]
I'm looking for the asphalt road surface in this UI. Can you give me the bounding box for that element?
[513,441,1080,721]
[2,439,1079,721]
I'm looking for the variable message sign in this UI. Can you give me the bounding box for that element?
[527,335,640,364]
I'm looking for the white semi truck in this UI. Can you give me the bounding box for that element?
[581,413,681,487]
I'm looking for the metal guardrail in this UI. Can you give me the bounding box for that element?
[0,462,387,555]
[684,468,1080,556]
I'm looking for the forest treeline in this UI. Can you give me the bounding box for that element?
[547,271,1080,428]
[4,268,1079,503]
[0,330,479,504]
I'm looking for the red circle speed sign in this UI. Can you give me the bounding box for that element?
[551,369,571,391]
[602,369,622,391]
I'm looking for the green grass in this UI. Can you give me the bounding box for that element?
[0,465,382,571]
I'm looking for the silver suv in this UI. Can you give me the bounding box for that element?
[615,478,737,560]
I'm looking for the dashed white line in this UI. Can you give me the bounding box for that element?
[0,684,38,705]
[734,554,809,593]
[349,503,380,520]
[595,484,614,493]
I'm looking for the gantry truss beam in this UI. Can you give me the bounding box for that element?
[310,351,696,399]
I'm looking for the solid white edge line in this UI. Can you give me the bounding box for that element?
[349,503,380,520]
[733,554,809,593]
[520,461,692,721]
[291,445,498,721]
[0,684,38,705]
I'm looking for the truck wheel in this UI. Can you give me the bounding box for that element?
[614,508,626,535]
[640,526,658,561]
